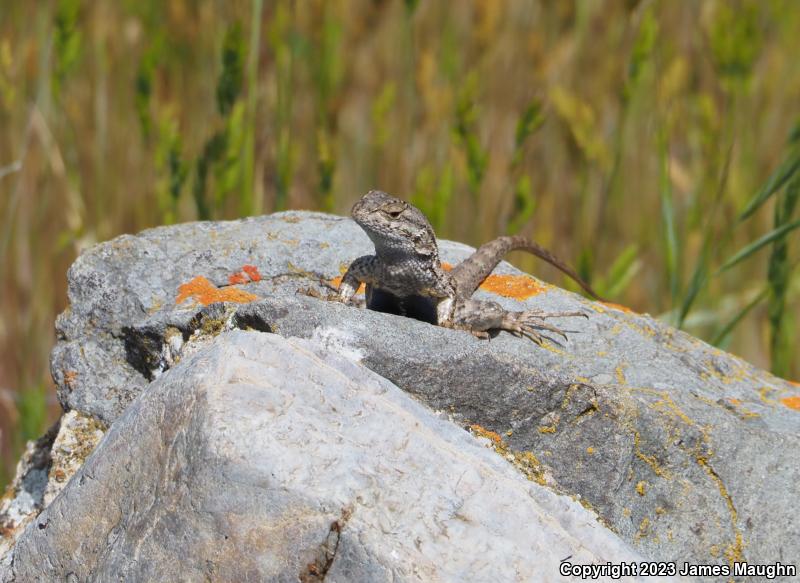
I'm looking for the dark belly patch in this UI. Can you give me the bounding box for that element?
[367,288,438,324]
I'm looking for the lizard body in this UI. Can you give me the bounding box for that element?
[338,190,596,343]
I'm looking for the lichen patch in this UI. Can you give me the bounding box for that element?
[43,411,107,507]
[601,301,635,314]
[176,276,259,306]
[478,274,547,300]
[469,424,548,486]
[780,395,800,411]
[228,264,262,285]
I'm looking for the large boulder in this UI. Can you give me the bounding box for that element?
[2,211,799,579]
[5,331,667,582]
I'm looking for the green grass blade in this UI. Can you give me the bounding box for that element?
[711,288,768,346]
[766,175,800,376]
[718,217,800,272]
[678,142,732,327]
[507,174,536,234]
[217,23,244,117]
[658,134,680,305]
[677,254,708,328]
[512,99,544,167]
[17,383,48,442]
[599,243,640,298]
[454,73,487,197]
[242,0,263,216]
[739,153,800,221]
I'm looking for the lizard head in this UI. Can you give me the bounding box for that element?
[351,190,438,257]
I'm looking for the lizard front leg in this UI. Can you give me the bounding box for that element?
[451,299,586,344]
[337,255,379,307]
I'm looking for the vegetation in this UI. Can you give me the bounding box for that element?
[1,0,799,485]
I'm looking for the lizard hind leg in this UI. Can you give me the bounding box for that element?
[451,299,586,344]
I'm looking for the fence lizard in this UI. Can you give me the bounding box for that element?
[336,190,598,343]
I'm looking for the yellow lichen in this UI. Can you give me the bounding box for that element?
[633,430,670,478]
[637,517,650,539]
[538,341,568,356]
[758,386,779,406]
[696,455,744,564]
[468,424,547,485]
[615,364,627,386]
[469,424,503,444]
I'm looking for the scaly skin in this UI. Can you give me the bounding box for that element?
[338,190,592,343]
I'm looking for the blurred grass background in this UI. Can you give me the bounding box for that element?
[1,0,799,485]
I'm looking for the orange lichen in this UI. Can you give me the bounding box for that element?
[728,398,742,406]
[176,276,258,306]
[242,264,262,281]
[228,272,248,285]
[780,396,800,411]
[441,262,454,271]
[228,264,262,284]
[63,370,78,391]
[601,301,635,314]
[478,274,546,300]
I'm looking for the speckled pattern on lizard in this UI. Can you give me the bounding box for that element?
[337,189,600,344]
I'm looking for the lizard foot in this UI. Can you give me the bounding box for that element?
[501,310,586,344]
[297,285,366,308]
[297,286,340,302]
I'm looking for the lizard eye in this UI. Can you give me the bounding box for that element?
[382,202,406,219]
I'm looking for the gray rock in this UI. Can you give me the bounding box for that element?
[36,212,800,570]
[6,332,671,582]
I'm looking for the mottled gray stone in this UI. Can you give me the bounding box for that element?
[6,332,669,582]
[35,212,800,572]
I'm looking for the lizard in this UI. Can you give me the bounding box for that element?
[336,189,600,343]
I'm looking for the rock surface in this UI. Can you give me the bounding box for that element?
[6,331,666,582]
[4,211,800,578]
[0,411,105,561]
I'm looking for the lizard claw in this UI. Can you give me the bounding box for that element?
[502,309,587,345]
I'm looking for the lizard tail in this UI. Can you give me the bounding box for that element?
[450,235,604,300]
